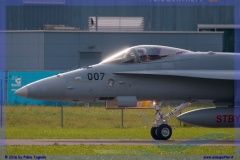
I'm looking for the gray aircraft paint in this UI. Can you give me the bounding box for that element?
[15,45,237,103]
[15,45,240,131]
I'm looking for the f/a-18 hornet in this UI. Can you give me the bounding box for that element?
[15,45,240,140]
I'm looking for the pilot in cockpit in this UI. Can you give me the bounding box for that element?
[136,48,150,62]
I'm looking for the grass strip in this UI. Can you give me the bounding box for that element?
[6,145,235,155]
[6,127,234,140]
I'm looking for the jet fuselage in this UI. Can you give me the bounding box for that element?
[16,49,236,105]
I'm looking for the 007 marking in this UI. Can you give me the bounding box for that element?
[87,73,105,80]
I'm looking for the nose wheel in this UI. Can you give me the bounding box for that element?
[149,100,194,140]
[140,101,194,140]
[151,124,172,140]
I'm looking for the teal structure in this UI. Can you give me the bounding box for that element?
[0,72,5,127]
[7,71,75,106]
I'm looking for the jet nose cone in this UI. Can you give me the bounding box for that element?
[16,76,67,101]
[15,87,28,98]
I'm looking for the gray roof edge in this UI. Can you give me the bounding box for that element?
[1,30,224,34]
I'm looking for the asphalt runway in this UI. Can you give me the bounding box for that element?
[6,139,240,146]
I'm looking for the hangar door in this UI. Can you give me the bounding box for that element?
[79,52,102,67]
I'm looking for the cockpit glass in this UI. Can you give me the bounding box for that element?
[100,48,130,64]
[100,45,190,64]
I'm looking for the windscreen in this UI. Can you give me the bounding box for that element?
[101,45,190,64]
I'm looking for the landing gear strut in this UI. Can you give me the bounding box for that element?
[150,100,194,140]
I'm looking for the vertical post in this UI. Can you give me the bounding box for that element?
[61,105,64,128]
[96,16,98,31]
[0,78,2,127]
[119,17,121,31]
[121,109,124,128]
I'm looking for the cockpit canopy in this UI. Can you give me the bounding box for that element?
[101,45,191,64]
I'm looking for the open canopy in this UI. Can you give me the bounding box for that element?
[101,45,191,64]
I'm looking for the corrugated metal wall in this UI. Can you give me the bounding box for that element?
[6,32,45,71]
[6,31,224,71]
[7,71,75,106]
[6,6,234,31]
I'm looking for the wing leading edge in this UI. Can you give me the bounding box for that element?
[114,70,240,80]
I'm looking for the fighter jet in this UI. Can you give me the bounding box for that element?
[15,45,240,140]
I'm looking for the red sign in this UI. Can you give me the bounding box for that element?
[216,115,240,123]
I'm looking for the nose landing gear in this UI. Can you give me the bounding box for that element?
[150,101,194,140]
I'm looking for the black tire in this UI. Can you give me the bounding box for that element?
[156,124,172,140]
[150,127,161,140]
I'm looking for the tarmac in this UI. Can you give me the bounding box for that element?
[6,139,240,146]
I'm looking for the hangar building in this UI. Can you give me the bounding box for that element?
[4,0,236,71]
[0,0,238,105]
